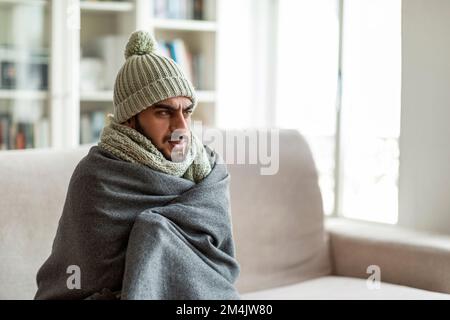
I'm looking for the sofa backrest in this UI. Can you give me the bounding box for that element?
[0,146,92,299]
[0,129,330,299]
[215,129,331,293]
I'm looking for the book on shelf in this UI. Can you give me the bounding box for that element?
[0,114,10,150]
[91,111,105,141]
[154,0,205,20]
[193,0,204,20]
[0,113,45,150]
[80,113,93,145]
[0,62,16,89]
[80,111,106,144]
[157,38,203,89]
[191,53,203,89]
[0,46,49,90]
[0,61,48,90]
[82,35,127,92]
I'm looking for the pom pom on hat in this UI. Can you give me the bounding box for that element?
[124,30,156,59]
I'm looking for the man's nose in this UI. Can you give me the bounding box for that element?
[170,111,189,131]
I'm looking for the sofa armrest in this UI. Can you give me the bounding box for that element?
[325,217,450,294]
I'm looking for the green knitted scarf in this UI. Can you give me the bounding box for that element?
[98,115,212,183]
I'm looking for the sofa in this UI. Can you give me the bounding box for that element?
[1,129,450,300]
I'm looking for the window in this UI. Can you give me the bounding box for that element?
[339,0,401,224]
[276,0,401,223]
[276,0,340,215]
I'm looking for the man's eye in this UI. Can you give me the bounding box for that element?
[157,111,170,116]
[184,110,193,115]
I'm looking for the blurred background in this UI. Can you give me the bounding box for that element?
[0,0,449,234]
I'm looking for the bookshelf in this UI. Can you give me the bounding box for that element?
[0,0,51,150]
[79,0,218,145]
[0,0,219,150]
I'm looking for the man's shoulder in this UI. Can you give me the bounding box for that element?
[70,145,148,186]
[76,146,121,170]
[71,146,108,183]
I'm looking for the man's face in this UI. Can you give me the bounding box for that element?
[123,96,194,161]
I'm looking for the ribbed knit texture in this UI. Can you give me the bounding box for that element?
[98,115,212,183]
[113,30,197,123]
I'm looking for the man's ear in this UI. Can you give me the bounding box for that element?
[123,117,135,129]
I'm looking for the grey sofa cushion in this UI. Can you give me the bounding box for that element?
[207,129,331,293]
[0,146,92,299]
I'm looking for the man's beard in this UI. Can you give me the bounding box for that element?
[133,114,187,161]
[133,115,165,157]
[134,115,146,137]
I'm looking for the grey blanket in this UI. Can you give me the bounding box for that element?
[34,146,240,300]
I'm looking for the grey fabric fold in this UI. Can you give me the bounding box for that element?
[34,146,240,300]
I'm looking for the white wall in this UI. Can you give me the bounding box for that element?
[399,0,450,234]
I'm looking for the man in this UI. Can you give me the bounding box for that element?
[123,96,194,161]
[34,31,240,300]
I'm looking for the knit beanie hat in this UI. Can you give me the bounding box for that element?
[113,30,197,123]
